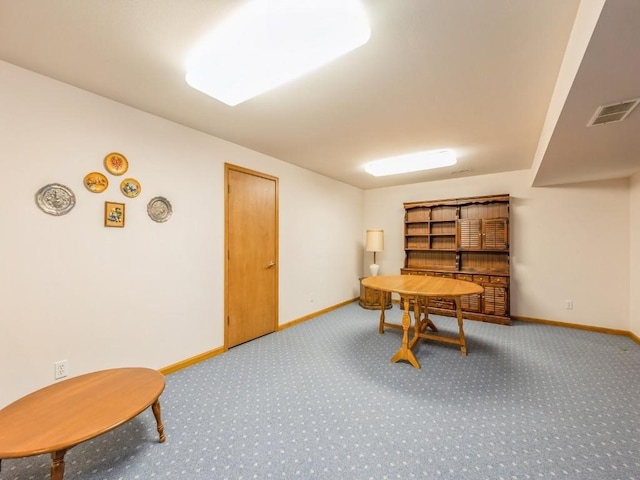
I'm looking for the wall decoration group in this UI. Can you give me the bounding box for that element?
[34,152,172,225]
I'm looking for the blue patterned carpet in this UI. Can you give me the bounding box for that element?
[2,302,639,479]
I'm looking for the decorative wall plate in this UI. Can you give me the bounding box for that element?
[147,196,172,223]
[84,172,109,193]
[120,178,141,198]
[35,183,76,216]
[104,152,129,176]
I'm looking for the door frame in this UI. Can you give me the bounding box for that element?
[224,163,279,349]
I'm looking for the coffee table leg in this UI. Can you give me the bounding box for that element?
[390,297,420,369]
[50,449,67,480]
[152,400,166,443]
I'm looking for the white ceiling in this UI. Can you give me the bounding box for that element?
[1,0,638,190]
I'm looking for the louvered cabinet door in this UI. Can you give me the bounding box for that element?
[458,219,482,249]
[460,293,481,312]
[483,218,508,250]
[482,285,508,316]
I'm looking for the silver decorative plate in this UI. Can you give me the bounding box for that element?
[147,196,172,223]
[35,183,76,216]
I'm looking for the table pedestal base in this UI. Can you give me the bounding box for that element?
[390,298,421,368]
[381,293,468,369]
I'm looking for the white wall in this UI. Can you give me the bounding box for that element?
[364,170,630,330]
[630,172,640,338]
[0,61,363,407]
[1,58,635,408]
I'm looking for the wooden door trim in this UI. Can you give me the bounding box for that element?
[224,163,279,349]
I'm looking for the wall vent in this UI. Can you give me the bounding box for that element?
[587,98,639,126]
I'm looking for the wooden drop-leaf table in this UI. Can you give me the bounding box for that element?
[362,274,484,368]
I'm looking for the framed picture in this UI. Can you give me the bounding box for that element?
[104,201,125,227]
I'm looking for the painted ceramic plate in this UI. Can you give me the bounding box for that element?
[147,196,172,223]
[120,178,141,198]
[83,172,109,193]
[104,152,129,176]
[35,183,76,216]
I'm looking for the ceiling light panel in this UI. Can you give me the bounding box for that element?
[185,0,370,106]
[365,150,457,177]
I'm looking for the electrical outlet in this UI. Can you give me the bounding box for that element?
[565,300,573,310]
[54,360,68,380]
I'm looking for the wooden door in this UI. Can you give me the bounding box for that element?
[225,164,278,348]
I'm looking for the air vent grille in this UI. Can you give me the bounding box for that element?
[588,98,639,126]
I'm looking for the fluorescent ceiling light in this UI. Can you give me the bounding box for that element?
[365,149,457,177]
[185,0,370,106]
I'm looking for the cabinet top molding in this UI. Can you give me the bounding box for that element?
[404,194,509,209]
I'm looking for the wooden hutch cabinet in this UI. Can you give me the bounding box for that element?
[401,194,510,325]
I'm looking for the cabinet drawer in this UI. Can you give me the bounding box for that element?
[434,272,455,278]
[428,298,455,309]
[490,276,508,285]
[473,275,489,283]
[456,274,473,282]
[401,270,428,276]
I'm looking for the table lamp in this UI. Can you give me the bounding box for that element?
[366,229,384,276]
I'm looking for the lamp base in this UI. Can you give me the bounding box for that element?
[369,263,380,276]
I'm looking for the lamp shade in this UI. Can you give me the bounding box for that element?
[366,229,384,252]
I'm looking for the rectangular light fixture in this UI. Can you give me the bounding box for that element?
[185,0,370,106]
[365,149,457,177]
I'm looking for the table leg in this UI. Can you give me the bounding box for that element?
[378,289,386,334]
[50,449,67,480]
[152,400,166,443]
[408,296,425,351]
[455,299,467,356]
[419,298,438,333]
[413,296,422,335]
[390,297,420,369]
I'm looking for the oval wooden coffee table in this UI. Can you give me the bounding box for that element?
[0,367,166,480]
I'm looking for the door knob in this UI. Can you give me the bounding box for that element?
[267,261,276,268]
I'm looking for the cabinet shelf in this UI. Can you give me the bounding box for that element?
[405,234,456,238]
[405,220,456,224]
[458,248,510,252]
[405,248,457,251]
